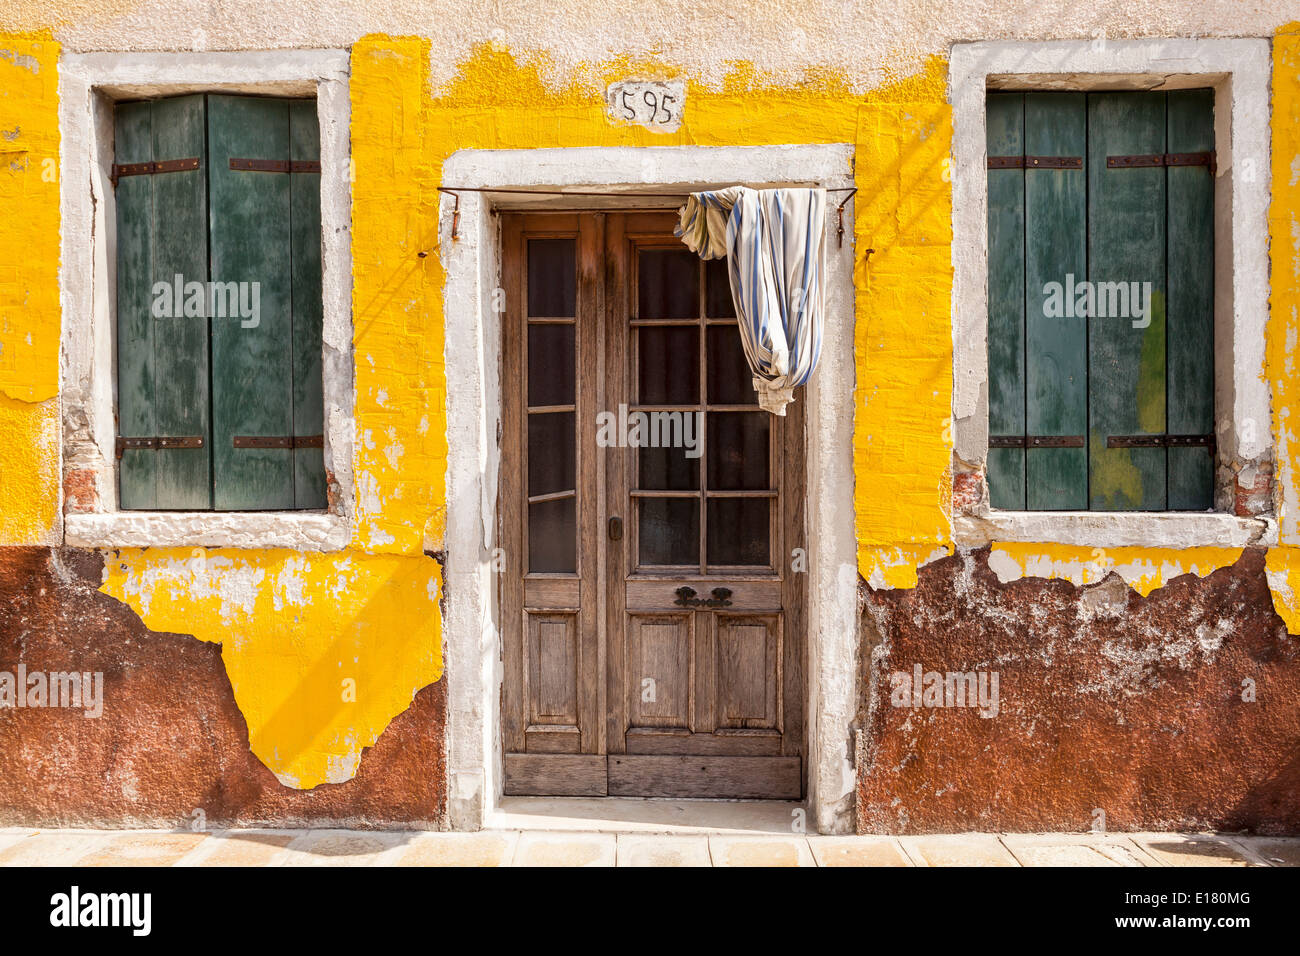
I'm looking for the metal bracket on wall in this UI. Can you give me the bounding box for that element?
[988,435,1085,448]
[229,158,322,173]
[987,156,1083,169]
[1107,434,1216,450]
[1106,152,1216,175]
[115,435,204,459]
[110,157,200,188]
[232,435,324,449]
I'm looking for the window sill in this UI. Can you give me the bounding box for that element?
[954,510,1276,550]
[64,512,349,551]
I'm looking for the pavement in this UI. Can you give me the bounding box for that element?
[0,827,1296,866]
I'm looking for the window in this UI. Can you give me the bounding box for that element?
[985,89,1215,512]
[113,93,325,511]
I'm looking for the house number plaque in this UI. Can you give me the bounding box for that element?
[605,80,685,132]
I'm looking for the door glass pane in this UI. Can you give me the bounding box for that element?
[707,325,756,405]
[528,324,575,407]
[638,249,699,318]
[705,257,736,318]
[639,497,699,566]
[527,238,576,317]
[707,412,770,490]
[639,444,700,491]
[528,411,575,496]
[529,497,576,573]
[638,326,699,404]
[707,498,769,566]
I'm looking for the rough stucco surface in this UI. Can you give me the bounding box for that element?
[859,548,1300,834]
[1,5,1300,830]
[0,548,446,828]
[5,0,1300,91]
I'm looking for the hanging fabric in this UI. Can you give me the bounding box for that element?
[675,186,826,415]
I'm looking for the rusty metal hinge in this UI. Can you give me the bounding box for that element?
[1107,152,1216,175]
[110,157,200,187]
[989,435,1085,448]
[232,434,324,449]
[1107,433,1216,449]
[987,155,1083,169]
[115,435,204,459]
[229,158,321,173]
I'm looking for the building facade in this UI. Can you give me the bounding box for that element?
[1,2,1299,834]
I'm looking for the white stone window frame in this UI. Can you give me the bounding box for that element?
[59,51,353,551]
[950,38,1276,550]
[439,145,860,833]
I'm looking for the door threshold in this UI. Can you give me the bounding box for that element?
[489,796,806,834]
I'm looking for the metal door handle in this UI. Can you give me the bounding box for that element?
[608,516,623,541]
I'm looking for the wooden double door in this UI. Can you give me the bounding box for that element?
[500,211,806,799]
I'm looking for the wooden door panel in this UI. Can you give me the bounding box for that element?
[504,755,607,796]
[714,614,781,731]
[608,755,801,799]
[503,210,804,799]
[524,612,580,754]
[626,613,693,730]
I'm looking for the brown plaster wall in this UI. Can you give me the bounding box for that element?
[857,548,1300,834]
[0,548,446,829]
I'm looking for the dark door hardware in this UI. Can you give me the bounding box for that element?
[988,435,1085,448]
[115,435,204,459]
[987,155,1083,169]
[673,586,734,608]
[1107,434,1215,449]
[608,516,623,541]
[232,435,324,449]
[110,157,200,187]
[229,158,321,173]
[1106,152,1216,174]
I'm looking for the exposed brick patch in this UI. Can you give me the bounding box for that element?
[952,471,982,514]
[62,468,98,515]
[1235,467,1272,517]
[858,547,1300,834]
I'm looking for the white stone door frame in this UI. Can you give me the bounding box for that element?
[439,144,860,834]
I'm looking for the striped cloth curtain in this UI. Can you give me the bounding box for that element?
[675,186,827,415]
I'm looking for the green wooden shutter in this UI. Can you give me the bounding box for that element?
[208,95,324,510]
[114,94,211,510]
[1089,91,1168,511]
[289,100,327,509]
[1165,90,1215,510]
[1025,92,1087,510]
[985,90,1214,512]
[986,92,1026,510]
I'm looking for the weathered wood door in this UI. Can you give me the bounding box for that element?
[501,211,805,799]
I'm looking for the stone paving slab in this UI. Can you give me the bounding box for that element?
[1132,834,1260,867]
[808,836,911,867]
[906,834,1021,867]
[708,835,816,867]
[0,828,1295,866]
[616,834,712,867]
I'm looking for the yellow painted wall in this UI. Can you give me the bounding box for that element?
[4,22,1300,792]
[0,32,60,546]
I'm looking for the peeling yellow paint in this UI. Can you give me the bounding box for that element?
[988,543,1243,598]
[0,31,59,546]
[103,549,443,789]
[860,545,952,590]
[1272,24,1300,548]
